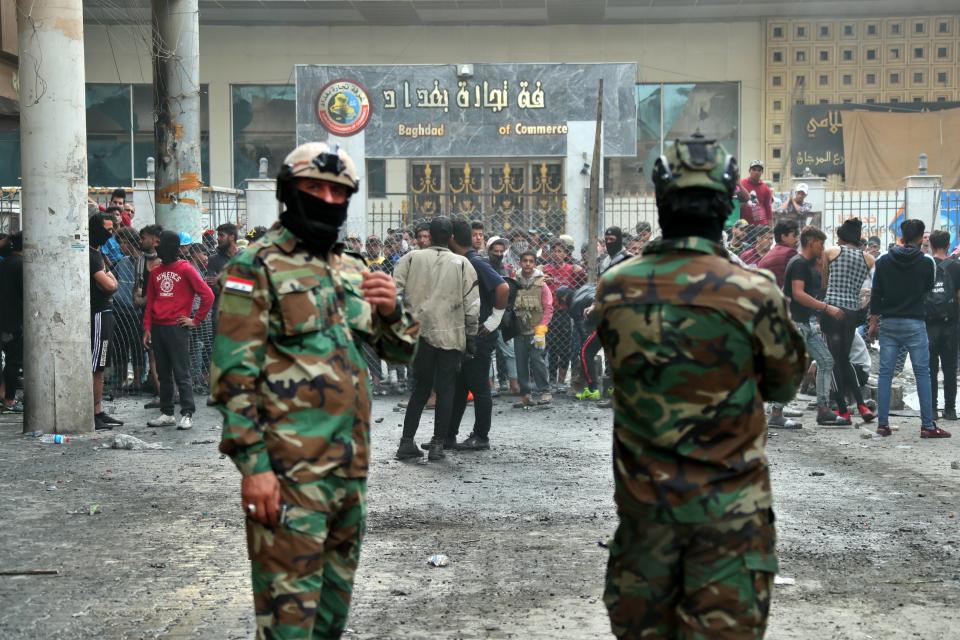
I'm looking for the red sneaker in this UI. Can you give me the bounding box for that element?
[876,425,892,437]
[858,404,876,423]
[920,426,952,438]
[834,412,852,426]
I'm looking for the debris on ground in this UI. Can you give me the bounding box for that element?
[67,504,101,516]
[860,427,877,439]
[774,575,796,586]
[103,433,171,451]
[427,554,450,567]
[810,471,825,477]
[189,439,216,445]
[951,461,960,470]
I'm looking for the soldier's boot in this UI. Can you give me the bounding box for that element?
[395,437,424,460]
[427,438,446,461]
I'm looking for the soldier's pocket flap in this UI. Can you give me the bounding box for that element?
[274,277,326,337]
[743,551,779,575]
[282,504,331,544]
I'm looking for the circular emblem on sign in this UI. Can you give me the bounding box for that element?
[317,79,372,136]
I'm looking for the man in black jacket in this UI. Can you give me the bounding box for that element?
[868,218,949,438]
[0,232,23,413]
[925,230,960,421]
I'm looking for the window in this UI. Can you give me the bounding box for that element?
[914,71,925,83]
[796,75,806,87]
[937,96,947,102]
[890,47,901,60]
[819,50,830,62]
[842,49,853,61]
[796,50,807,62]
[773,100,783,111]
[773,26,784,38]
[367,159,387,198]
[890,23,901,36]
[890,72,901,84]
[772,75,782,87]
[937,47,948,59]
[844,24,854,36]
[231,84,295,188]
[819,25,830,37]
[915,22,925,34]
[796,25,807,38]
[795,98,805,105]
[913,97,923,103]
[773,51,783,63]
[772,172,781,183]
[819,99,829,104]
[773,123,782,135]
[890,97,900,103]
[842,98,853,104]
[866,49,877,61]
[866,73,877,85]
[938,20,950,34]
[819,74,829,86]
[772,147,782,159]
[867,24,878,36]
[842,74,853,86]
[608,82,741,193]
[866,98,876,104]
[914,47,925,59]
[938,71,949,84]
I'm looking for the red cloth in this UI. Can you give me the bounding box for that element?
[739,178,774,226]
[542,261,586,294]
[740,247,765,266]
[757,243,798,287]
[120,211,133,227]
[144,260,215,331]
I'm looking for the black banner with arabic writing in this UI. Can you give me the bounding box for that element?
[791,102,960,178]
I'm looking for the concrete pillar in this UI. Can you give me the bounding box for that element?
[18,0,94,434]
[152,0,202,240]
[905,157,943,231]
[133,158,156,226]
[245,179,279,230]
[565,121,602,252]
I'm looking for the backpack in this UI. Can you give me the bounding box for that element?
[925,258,957,322]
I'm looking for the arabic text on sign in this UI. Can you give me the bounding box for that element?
[382,79,546,113]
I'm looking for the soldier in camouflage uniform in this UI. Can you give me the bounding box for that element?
[211,142,419,640]
[596,135,806,639]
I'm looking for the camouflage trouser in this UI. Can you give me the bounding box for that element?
[604,509,777,640]
[246,476,367,640]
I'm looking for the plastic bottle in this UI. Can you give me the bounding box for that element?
[39,434,70,444]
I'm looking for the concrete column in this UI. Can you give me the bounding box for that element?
[132,178,156,227]
[324,131,367,240]
[564,121,602,252]
[18,0,94,434]
[152,0,202,240]
[905,174,943,231]
[245,179,279,230]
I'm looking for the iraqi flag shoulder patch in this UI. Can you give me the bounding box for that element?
[224,275,255,295]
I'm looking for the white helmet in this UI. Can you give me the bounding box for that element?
[277,142,359,195]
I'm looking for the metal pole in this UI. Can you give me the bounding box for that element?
[586,79,603,284]
[152,0,202,240]
[18,0,94,433]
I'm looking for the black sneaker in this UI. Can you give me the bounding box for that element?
[94,414,114,431]
[395,438,423,460]
[942,409,958,421]
[420,439,457,451]
[96,412,124,426]
[427,439,446,461]
[456,434,491,451]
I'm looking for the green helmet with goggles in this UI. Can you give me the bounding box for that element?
[652,134,739,202]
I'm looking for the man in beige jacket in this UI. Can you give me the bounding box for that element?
[394,216,480,461]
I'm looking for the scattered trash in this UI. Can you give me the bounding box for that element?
[774,575,796,586]
[950,461,960,470]
[45,484,57,491]
[427,554,449,567]
[596,539,609,549]
[104,433,170,451]
[149,562,166,569]
[71,611,89,618]
[0,569,60,576]
[837,441,851,446]
[189,439,216,445]
[67,504,101,516]
[390,589,409,596]
[895,445,912,450]
[374,417,384,424]
[859,427,877,439]
[40,434,71,444]
[23,431,43,438]
[810,471,825,477]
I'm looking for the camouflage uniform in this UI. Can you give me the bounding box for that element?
[596,236,805,639]
[211,223,418,639]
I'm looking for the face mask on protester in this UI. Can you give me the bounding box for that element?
[89,215,113,248]
[604,227,624,256]
[280,188,349,256]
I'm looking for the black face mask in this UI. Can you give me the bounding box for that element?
[605,239,623,256]
[489,253,503,268]
[280,189,349,257]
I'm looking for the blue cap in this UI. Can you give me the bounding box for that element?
[178,231,193,246]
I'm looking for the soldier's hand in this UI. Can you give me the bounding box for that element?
[241,471,281,526]
[361,271,398,317]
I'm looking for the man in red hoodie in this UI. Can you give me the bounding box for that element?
[739,160,773,226]
[143,230,214,430]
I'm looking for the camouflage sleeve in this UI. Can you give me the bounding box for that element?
[753,280,807,403]
[340,253,420,365]
[210,256,273,477]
